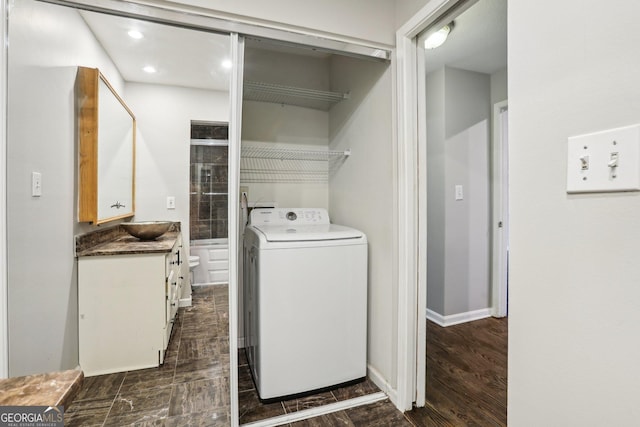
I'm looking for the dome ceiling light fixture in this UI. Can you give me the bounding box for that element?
[127,30,143,39]
[424,22,455,50]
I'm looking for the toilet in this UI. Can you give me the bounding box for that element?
[188,255,200,284]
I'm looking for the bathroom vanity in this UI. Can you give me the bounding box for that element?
[76,223,184,376]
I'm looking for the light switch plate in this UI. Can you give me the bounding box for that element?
[31,172,42,197]
[455,185,463,200]
[567,124,640,193]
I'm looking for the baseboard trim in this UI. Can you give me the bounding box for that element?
[367,364,398,408]
[426,308,492,327]
[179,296,192,307]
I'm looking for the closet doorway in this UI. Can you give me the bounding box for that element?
[410,0,509,423]
[236,37,392,425]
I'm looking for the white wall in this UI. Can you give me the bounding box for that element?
[426,68,446,314]
[244,48,330,91]
[125,82,230,299]
[170,0,396,46]
[6,0,230,375]
[328,56,394,388]
[394,0,432,31]
[490,66,507,106]
[443,120,489,315]
[6,0,121,376]
[426,66,491,318]
[509,1,640,425]
[241,101,330,209]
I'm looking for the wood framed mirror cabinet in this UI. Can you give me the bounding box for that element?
[76,66,136,224]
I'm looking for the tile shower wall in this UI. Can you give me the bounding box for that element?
[190,128,229,241]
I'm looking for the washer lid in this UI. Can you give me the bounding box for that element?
[252,224,364,242]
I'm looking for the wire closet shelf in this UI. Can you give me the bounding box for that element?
[243,81,349,111]
[240,146,351,183]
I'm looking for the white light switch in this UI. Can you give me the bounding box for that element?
[166,196,176,209]
[31,172,42,197]
[567,124,640,193]
[455,185,464,200]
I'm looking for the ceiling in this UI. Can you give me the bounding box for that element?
[423,0,507,74]
[80,0,507,91]
[79,11,332,93]
[80,11,232,91]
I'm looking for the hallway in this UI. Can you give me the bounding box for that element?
[406,317,508,426]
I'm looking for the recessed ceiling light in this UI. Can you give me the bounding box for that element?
[128,30,144,40]
[424,22,454,50]
[222,59,232,69]
[143,65,156,73]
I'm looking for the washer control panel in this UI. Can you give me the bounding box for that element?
[249,208,329,225]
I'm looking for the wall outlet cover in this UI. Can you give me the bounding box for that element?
[167,196,176,209]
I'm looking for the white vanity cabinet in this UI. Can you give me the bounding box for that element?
[78,234,184,376]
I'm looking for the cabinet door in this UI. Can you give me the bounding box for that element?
[79,254,165,376]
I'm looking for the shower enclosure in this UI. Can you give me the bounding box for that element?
[190,121,229,285]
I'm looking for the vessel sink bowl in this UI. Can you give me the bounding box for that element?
[121,221,172,240]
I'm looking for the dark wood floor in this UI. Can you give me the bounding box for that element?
[405,317,508,427]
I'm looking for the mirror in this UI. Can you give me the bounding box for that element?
[77,66,135,224]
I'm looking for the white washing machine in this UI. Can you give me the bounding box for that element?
[243,208,367,400]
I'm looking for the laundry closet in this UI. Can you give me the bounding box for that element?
[236,38,394,419]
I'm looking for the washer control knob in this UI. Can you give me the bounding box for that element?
[286,211,297,221]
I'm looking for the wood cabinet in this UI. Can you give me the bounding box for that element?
[78,235,184,376]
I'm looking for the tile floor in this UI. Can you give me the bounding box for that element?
[65,285,412,426]
[65,285,231,426]
[238,357,412,426]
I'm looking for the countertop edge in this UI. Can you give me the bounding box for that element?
[76,223,181,257]
[0,369,84,408]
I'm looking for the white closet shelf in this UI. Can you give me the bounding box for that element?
[243,81,349,111]
[241,146,350,161]
[240,146,351,184]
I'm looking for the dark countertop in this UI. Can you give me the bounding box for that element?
[76,222,181,257]
[0,369,83,408]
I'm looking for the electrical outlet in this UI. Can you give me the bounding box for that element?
[167,196,176,209]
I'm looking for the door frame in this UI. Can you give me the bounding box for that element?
[492,101,509,317]
[228,32,244,427]
[0,0,8,379]
[394,0,476,411]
